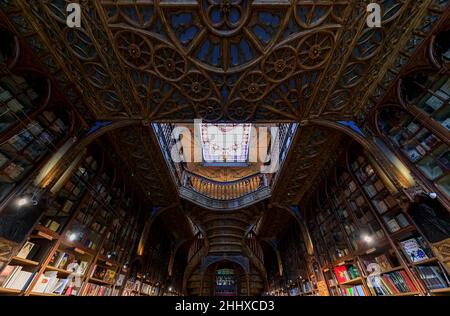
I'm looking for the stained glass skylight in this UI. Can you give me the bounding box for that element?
[200,124,252,164]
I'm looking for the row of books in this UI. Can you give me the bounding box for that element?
[367,270,417,296]
[2,122,46,152]
[301,281,313,293]
[80,283,115,296]
[0,266,34,291]
[0,153,27,182]
[122,280,141,296]
[33,271,75,295]
[91,265,116,283]
[0,77,39,111]
[362,254,394,272]
[341,285,368,296]
[373,195,398,214]
[48,250,89,275]
[1,265,85,295]
[384,212,410,233]
[333,265,360,283]
[141,283,158,295]
[415,265,450,290]
[363,179,385,198]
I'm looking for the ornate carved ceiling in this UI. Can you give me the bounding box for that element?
[0,0,447,212]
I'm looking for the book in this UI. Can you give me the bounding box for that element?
[400,238,429,263]
[395,213,409,228]
[53,252,69,269]
[16,241,35,259]
[115,274,125,287]
[103,269,116,283]
[369,270,417,295]
[0,265,16,287]
[6,98,23,113]
[7,270,34,291]
[0,89,12,102]
[342,285,367,296]
[333,266,349,283]
[76,261,89,275]
[347,265,360,280]
[2,162,24,181]
[416,265,449,290]
[45,219,60,232]
[2,266,23,289]
[386,218,401,233]
[52,278,70,295]
[373,254,393,271]
[43,271,59,293]
[62,200,74,213]
[0,152,8,169]
[91,265,106,280]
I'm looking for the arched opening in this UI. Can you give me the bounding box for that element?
[200,260,248,296]
[214,265,237,296]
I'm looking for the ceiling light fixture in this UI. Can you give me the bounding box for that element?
[16,197,30,207]
[362,234,373,244]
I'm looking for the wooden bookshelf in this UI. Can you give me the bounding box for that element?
[297,144,450,296]
[0,143,145,296]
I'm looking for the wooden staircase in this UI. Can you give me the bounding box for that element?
[183,205,267,296]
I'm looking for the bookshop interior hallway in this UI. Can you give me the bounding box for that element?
[0,1,450,297]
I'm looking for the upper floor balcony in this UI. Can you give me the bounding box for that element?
[153,121,297,210]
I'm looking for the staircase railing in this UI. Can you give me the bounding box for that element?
[182,234,209,295]
[242,237,269,293]
[245,234,264,264]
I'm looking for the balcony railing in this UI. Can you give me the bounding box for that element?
[152,122,297,210]
[180,171,271,210]
[182,171,268,201]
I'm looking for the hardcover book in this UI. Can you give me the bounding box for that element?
[400,238,429,263]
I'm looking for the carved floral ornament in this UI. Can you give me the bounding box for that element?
[0,0,446,207]
[17,0,361,122]
[3,0,441,123]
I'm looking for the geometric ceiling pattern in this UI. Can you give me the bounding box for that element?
[0,0,447,209]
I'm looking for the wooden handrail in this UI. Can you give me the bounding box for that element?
[183,171,267,201]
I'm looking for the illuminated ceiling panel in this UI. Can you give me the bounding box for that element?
[201,124,252,164]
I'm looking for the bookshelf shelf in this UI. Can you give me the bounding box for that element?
[361,266,405,278]
[10,257,39,267]
[339,277,363,286]
[390,226,417,239]
[89,277,114,286]
[430,287,450,294]
[31,225,60,240]
[410,257,439,266]
[393,292,420,296]
[44,265,82,277]
[380,266,405,275]
[0,288,21,295]
[29,292,62,297]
